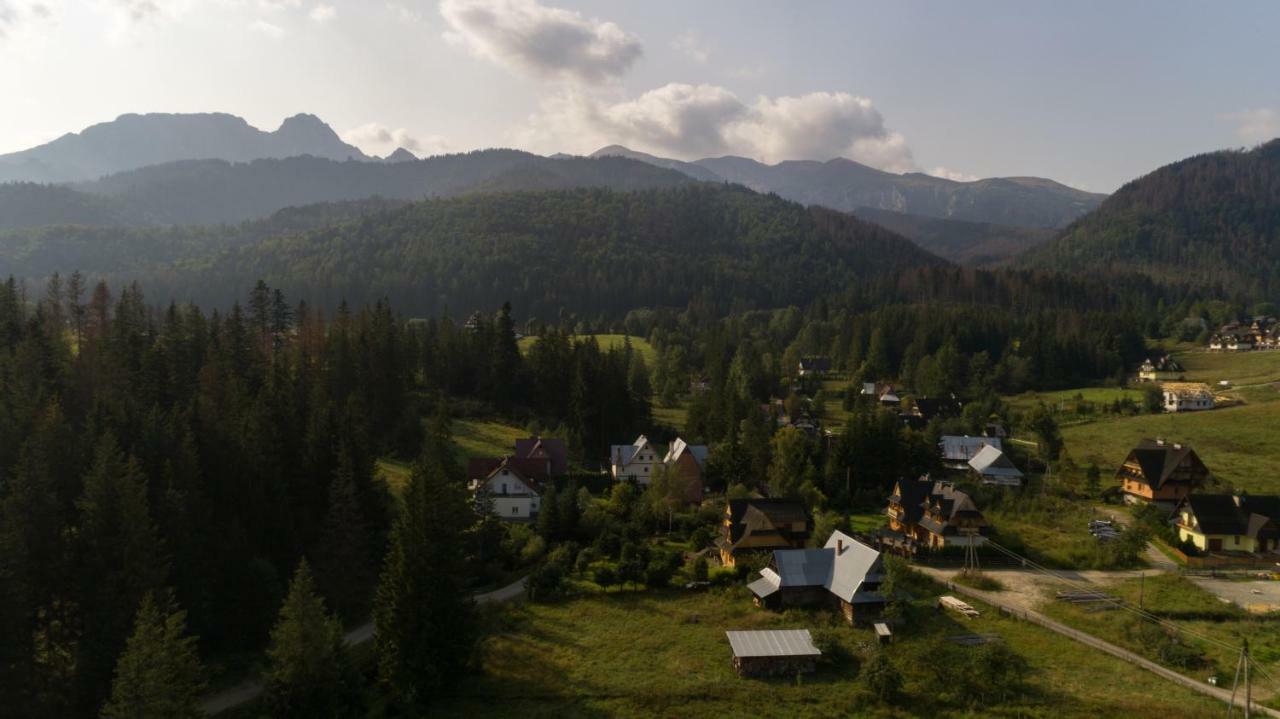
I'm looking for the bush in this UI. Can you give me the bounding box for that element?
[593,566,617,590]
[691,556,709,582]
[861,651,900,701]
[520,535,547,563]
[809,627,853,668]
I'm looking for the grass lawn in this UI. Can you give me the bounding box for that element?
[653,402,689,431]
[452,418,527,464]
[429,586,1227,718]
[1174,348,1280,388]
[1061,401,1280,493]
[1041,573,1280,703]
[519,333,659,367]
[983,494,1143,570]
[849,511,887,534]
[376,458,412,497]
[1004,387,1147,426]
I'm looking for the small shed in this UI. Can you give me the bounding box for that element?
[726,629,821,677]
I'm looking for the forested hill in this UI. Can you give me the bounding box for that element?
[851,207,1055,266]
[74,151,691,225]
[1019,139,1280,297]
[30,184,944,318]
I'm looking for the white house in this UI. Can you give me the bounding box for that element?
[611,434,662,485]
[1161,382,1215,412]
[471,460,541,521]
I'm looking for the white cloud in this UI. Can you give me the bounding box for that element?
[1225,108,1279,145]
[519,83,916,171]
[308,3,334,22]
[249,17,284,37]
[928,166,978,182]
[439,0,642,84]
[670,30,708,63]
[342,122,450,156]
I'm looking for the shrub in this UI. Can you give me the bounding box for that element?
[861,651,900,701]
[593,566,617,590]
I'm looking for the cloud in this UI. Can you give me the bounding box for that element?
[928,166,978,182]
[342,122,450,156]
[1225,108,1279,145]
[308,3,334,21]
[439,0,642,84]
[0,0,55,38]
[249,17,284,37]
[520,83,916,171]
[670,30,707,63]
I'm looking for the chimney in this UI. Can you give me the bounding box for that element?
[1233,495,1243,507]
[837,539,845,554]
[1156,438,1165,446]
[1173,443,1182,450]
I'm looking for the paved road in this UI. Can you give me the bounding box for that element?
[939,578,1280,717]
[199,576,528,716]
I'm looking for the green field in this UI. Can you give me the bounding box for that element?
[1176,349,1280,387]
[1006,387,1145,418]
[1042,573,1280,703]
[519,333,658,366]
[376,418,528,498]
[653,402,689,431]
[1061,401,1280,493]
[429,587,1226,718]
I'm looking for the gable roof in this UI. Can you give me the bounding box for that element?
[1123,439,1209,489]
[940,435,1002,462]
[824,531,884,603]
[968,445,1024,482]
[726,630,820,659]
[724,498,811,544]
[1161,382,1214,400]
[468,455,552,482]
[664,437,709,466]
[1179,494,1280,537]
[798,356,832,372]
[481,459,540,495]
[610,435,652,467]
[514,437,567,475]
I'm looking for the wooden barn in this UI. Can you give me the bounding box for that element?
[725,629,821,678]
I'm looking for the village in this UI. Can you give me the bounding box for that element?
[448,340,1280,717]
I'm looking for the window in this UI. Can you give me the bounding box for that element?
[511,506,517,515]
[501,483,507,494]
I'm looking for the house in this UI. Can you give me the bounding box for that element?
[1116,438,1211,509]
[725,630,821,678]
[662,437,708,503]
[939,435,1003,470]
[513,437,568,476]
[797,356,833,377]
[467,455,551,485]
[717,498,812,566]
[747,531,886,624]
[1161,382,1215,412]
[610,434,662,484]
[1175,494,1280,554]
[1139,355,1185,382]
[899,395,963,429]
[469,458,541,521]
[967,445,1024,487]
[883,477,988,553]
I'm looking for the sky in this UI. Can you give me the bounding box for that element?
[1,0,1278,192]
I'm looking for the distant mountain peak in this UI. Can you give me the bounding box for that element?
[385,147,418,163]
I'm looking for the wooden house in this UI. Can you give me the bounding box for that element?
[717,498,812,567]
[1174,494,1280,554]
[797,356,832,377]
[747,531,886,624]
[939,435,1002,471]
[883,477,988,553]
[1116,438,1211,509]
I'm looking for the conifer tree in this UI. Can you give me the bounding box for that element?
[373,412,477,708]
[263,560,360,718]
[101,591,205,719]
[75,433,166,714]
[314,447,377,623]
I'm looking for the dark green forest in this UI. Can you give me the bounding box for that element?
[1022,139,1280,297]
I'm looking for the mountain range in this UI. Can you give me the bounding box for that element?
[590,145,1106,229]
[0,112,370,183]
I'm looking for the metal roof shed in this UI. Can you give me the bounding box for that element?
[726,629,821,677]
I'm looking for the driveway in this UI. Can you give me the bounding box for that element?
[1187,575,1280,613]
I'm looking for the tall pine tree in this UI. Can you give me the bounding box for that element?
[373,412,477,708]
[100,591,205,719]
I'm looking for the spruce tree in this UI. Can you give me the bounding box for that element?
[76,433,165,714]
[373,415,477,708]
[314,448,377,623]
[263,560,360,718]
[101,591,205,719]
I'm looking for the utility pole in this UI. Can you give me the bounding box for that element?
[1139,571,1145,610]
[1228,639,1252,719]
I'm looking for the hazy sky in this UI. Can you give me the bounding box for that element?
[1,0,1277,192]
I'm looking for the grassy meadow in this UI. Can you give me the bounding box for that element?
[428,587,1228,719]
[518,333,659,367]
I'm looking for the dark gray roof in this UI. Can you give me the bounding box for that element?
[772,548,835,587]
[726,630,820,659]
